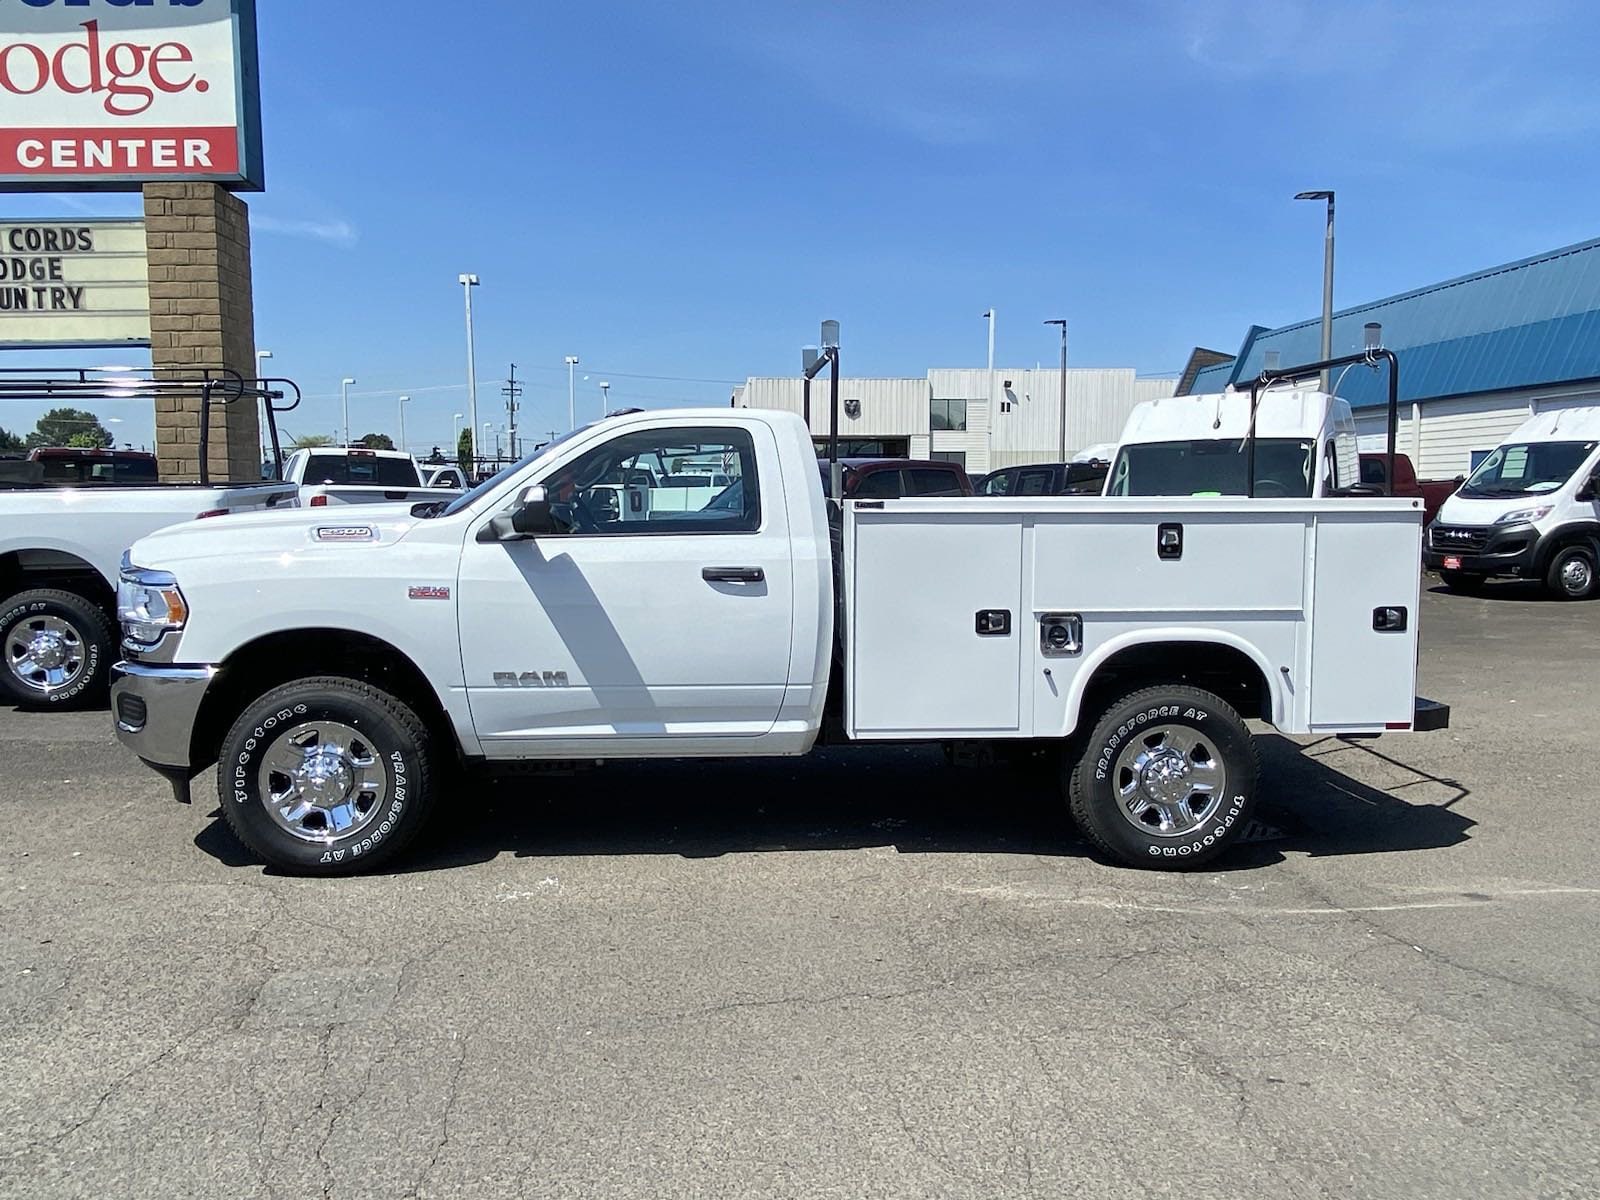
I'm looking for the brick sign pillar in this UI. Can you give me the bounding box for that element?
[143,183,261,482]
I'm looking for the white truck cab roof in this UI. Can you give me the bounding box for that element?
[1117,388,1350,445]
[1495,406,1600,444]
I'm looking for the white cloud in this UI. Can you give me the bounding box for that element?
[251,215,359,246]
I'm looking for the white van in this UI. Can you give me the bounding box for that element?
[1105,388,1360,499]
[1424,407,1600,599]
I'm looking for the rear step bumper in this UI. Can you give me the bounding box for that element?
[1414,697,1451,732]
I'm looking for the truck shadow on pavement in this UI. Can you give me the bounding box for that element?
[194,735,1475,873]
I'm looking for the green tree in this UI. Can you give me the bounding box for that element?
[0,426,23,453]
[358,432,395,451]
[288,433,333,450]
[456,428,473,475]
[26,408,112,450]
[66,433,105,449]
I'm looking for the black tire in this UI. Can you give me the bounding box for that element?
[0,588,116,709]
[1438,569,1487,594]
[217,676,436,875]
[1545,545,1598,601]
[1068,685,1259,869]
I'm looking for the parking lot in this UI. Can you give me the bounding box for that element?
[1,576,1597,1199]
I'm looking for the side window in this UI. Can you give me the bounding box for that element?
[541,426,760,534]
[852,469,903,499]
[1359,457,1385,485]
[982,470,1012,495]
[906,467,963,496]
[1016,468,1053,495]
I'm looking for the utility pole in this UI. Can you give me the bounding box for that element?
[502,363,523,459]
[1295,191,1336,393]
[1045,319,1068,460]
[564,356,580,430]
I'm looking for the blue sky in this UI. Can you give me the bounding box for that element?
[7,0,1600,455]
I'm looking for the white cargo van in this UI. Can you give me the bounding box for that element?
[1424,406,1600,599]
[1105,387,1359,499]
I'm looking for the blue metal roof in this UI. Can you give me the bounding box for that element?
[1182,236,1600,409]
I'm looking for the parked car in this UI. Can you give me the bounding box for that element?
[282,447,463,508]
[975,462,1108,497]
[1357,453,1459,526]
[26,447,160,486]
[821,457,972,498]
[1424,407,1600,599]
[112,407,1445,876]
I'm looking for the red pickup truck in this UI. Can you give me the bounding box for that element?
[1359,453,1459,526]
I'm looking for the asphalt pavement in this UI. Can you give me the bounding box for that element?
[2,575,1597,1198]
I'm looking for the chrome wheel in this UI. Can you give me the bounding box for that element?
[1112,724,1227,837]
[1560,555,1593,595]
[258,721,389,844]
[5,615,87,697]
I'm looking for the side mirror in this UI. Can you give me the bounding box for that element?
[481,485,553,542]
[1577,471,1600,503]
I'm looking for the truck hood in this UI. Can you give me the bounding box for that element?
[126,503,426,572]
[1435,492,1556,526]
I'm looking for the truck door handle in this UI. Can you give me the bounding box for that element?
[702,566,765,584]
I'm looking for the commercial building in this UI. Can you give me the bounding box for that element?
[733,368,1176,476]
[1180,236,1600,479]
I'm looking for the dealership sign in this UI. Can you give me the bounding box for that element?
[0,217,150,346]
[0,0,262,191]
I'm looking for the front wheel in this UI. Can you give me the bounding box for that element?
[217,676,436,874]
[1067,685,1259,869]
[0,588,115,709]
[1546,545,1598,601]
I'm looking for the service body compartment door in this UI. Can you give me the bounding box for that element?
[847,512,1023,736]
[1309,513,1422,729]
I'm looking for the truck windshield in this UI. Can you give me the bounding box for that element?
[1108,439,1315,498]
[1457,441,1596,498]
[431,423,597,518]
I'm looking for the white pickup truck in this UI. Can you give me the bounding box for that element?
[282,446,462,507]
[0,476,297,707]
[111,408,1447,874]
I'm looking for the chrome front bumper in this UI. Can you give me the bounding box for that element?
[111,661,216,773]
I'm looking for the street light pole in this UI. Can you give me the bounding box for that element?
[599,381,610,415]
[452,412,463,447]
[398,394,410,455]
[1295,190,1335,393]
[564,356,580,430]
[339,377,355,446]
[983,309,996,470]
[821,320,841,500]
[1044,319,1068,460]
[459,273,481,470]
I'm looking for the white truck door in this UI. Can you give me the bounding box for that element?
[456,422,794,748]
[1308,508,1422,730]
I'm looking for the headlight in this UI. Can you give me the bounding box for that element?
[1494,505,1552,526]
[118,552,189,647]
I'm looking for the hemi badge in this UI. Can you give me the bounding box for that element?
[315,525,376,542]
[408,585,450,600]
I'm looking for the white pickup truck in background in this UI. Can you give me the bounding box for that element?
[111,408,1447,875]
[0,477,297,708]
[283,446,463,507]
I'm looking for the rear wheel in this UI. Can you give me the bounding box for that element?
[1546,545,1598,600]
[217,676,436,875]
[1439,569,1487,594]
[1068,685,1259,869]
[0,588,115,709]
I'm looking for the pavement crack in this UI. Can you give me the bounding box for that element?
[407,1036,470,1199]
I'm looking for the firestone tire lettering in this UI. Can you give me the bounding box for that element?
[216,678,435,877]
